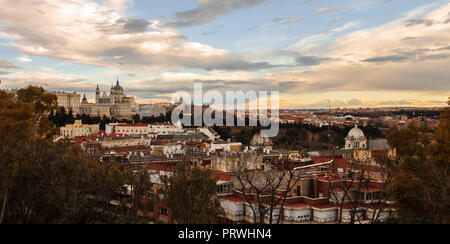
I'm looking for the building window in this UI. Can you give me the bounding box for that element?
[159,208,169,216]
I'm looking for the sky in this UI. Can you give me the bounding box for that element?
[0,0,449,108]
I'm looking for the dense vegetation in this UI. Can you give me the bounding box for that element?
[0,86,153,224]
[214,124,384,150]
[383,102,450,224]
[48,108,171,130]
[158,158,223,224]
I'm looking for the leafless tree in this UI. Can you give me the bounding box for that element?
[329,158,391,224]
[229,142,303,224]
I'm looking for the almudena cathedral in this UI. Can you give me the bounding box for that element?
[50,78,166,119]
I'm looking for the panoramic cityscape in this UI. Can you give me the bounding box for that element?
[0,0,449,234]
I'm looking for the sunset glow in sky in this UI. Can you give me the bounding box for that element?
[0,0,449,108]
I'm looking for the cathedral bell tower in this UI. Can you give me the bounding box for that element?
[95,84,100,104]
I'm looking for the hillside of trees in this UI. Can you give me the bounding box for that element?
[213,124,385,150]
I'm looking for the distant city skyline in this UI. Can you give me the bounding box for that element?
[0,0,449,109]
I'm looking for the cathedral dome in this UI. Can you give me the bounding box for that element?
[82,94,88,104]
[250,131,273,146]
[113,77,124,92]
[347,125,365,139]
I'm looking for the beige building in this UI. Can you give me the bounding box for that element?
[80,78,139,119]
[60,120,99,138]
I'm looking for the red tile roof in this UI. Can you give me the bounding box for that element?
[212,171,231,181]
[286,203,309,208]
[312,204,336,209]
[221,196,246,203]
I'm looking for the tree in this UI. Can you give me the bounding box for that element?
[230,142,303,224]
[385,101,449,224]
[0,86,152,224]
[328,161,391,224]
[159,158,223,224]
[121,166,153,224]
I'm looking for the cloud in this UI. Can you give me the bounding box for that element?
[316,6,347,14]
[17,56,32,63]
[405,18,434,27]
[289,22,360,55]
[295,56,330,66]
[361,46,450,63]
[272,14,302,25]
[101,0,132,9]
[0,0,277,72]
[362,55,409,63]
[0,60,19,69]
[161,0,267,28]
[0,71,93,92]
[271,3,450,96]
[95,17,152,34]
[295,98,447,109]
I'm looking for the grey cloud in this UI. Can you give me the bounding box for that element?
[420,53,450,61]
[0,77,92,93]
[362,46,450,63]
[0,60,19,69]
[126,78,297,100]
[316,6,347,14]
[295,56,330,66]
[123,18,151,33]
[296,60,450,94]
[82,44,280,71]
[202,25,224,36]
[0,0,279,72]
[437,45,450,51]
[162,0,267,28]
[402,36,417,41]
[278,81,305,90]
[272,14,302,25]
[202,60,279,71]
[363,55,410,63]
[95,17,151,34]
[405,18,434,27]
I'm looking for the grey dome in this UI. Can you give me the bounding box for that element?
[113,78,124,92]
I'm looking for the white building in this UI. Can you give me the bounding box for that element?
[114,124,150,135]
[345,124,368,150]
[138,105,167,118]
[148,123,184,135]
[51,91,81,114]
[210,142,242,153]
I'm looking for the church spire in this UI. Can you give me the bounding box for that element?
[116,76,119,86]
